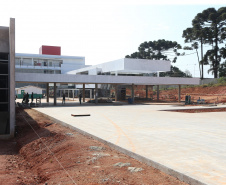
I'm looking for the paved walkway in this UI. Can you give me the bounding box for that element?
[34,104,226,185]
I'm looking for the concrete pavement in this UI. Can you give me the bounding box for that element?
[34,104,226,185]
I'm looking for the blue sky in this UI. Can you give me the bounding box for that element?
[0,0,225,78]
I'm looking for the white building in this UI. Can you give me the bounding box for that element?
[15,53,87,74]
[67,58,170,76]
[15,45,200,103]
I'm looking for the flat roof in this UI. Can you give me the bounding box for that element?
[15,53,85,60]
[15,73,200,85]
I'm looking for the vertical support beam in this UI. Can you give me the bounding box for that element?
[95,84,98,104]
[146,85,148,99]
[54,82,57,105]
[131,83,134,103]
[9,18,15,138]
[178,85,181,102]
[73,89,74,101]
[157,85,159,101]
[83,83,85,102]
[90,89,92,99]
[68,90,69,100]
[46,83,49,103]
[115,84,118,101]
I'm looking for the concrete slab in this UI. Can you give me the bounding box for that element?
[34,104,226,185]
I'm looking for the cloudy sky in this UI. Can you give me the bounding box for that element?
[0,0,225,77]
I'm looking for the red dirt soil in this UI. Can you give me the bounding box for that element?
[158,85,226,103]
[167,107,226,113]
[0,108,187,185]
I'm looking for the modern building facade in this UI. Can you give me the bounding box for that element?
[15,52,86,75]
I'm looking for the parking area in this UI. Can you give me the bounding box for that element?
[34,104,226,185]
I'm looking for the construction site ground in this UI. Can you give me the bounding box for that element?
[2,84,226,185]
[0,107,187,185]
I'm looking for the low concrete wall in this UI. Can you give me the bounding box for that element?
[199,78,218,85]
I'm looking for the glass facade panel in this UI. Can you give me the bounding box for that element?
[22,58,32,66]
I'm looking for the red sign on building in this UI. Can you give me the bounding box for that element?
[39,45,61,55]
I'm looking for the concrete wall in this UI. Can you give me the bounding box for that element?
[124,58,171,72]
[66,58,171,75]
[0,18,15,139]
[9,18,15,138]
[199,78,218,85]
[0,26,9,53]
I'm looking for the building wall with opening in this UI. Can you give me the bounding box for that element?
[0,18,15,139]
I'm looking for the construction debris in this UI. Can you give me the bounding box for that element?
[128,167,143,172]
[71,114,90,117]
[89,146,104,151]
[114,162,131,168]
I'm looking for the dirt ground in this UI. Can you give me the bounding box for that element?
[125,85,226,104]
[167,107,226,113]
[0,107,187,185]
[158,85,226,103]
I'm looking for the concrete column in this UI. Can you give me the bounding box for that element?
[157,85,159,101]
[131,83,134,103]
[9,18,15,138]
[83,83,85,102]
[178,85,181,102]
[73,89,74,101]
[95,84,98,104]
[150,85,153,100]
[46,83,49,103]
[146,85,148,99]
[68,90,69,100]
[54,82,57,105]
[115,85,118,101]
[90,89,92,99]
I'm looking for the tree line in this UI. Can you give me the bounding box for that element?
[125,7,226,78]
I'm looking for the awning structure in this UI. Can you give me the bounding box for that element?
[16,73,200,85]
[16,72,200,105]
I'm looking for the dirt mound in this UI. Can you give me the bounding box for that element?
[159,85,226,103]
[0,108,187,185]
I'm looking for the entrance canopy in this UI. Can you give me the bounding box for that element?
[16,73,200,85]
